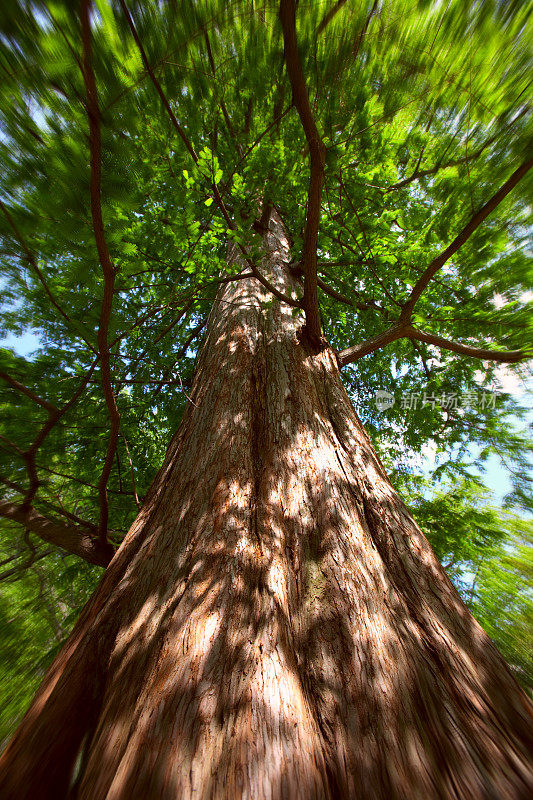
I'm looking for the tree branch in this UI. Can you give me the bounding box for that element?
[117,301,194,377]
[318,265,392,317]
[337,323,407,366]
[0,199,96,354]
[120,0,299,310]
[21,358,98,509]
[0,475,98,532]
[118,0,197,161]
[151,319,207,398]
[291,261,372,310]
[387,107,530,193]
[26,463,135,497]
[0,549,54,583]
[204,30,243,158]
[337,322,526,367]
[81,0,121,545]
[280,0,325,346]
[316,275,354,306]
[411,339,431,380]
[0,502,113,567]
[122,436,140,508]
[0,372,57,413]
[335,173,401,307]
[399,157,533,323]
[352,0,379,60]
[316,0,350,35]
[406,326,525,364]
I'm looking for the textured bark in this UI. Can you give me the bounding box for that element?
[0,212,531,799]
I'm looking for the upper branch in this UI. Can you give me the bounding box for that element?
[337,321,526,368]
[0,200,97,354]
[337,154,532,367]
[120,1,298,310]
[80,0,121,545]
[204,30,243,158]
[0,372,57,413]
[280,0,325,346]
[387,107,530,193]
[406,326,525,364]
[399,157,533,323]
[117,0,198,162]
[316,0,350,35]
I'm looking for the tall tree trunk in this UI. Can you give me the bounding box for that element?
[0,211,531,800]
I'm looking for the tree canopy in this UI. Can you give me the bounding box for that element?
[0,0,531,742]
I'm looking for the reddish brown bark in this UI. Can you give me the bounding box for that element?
[81,0,121,545]
[0,211,531,799]
[0,501,113,567]
[280,0,325,346]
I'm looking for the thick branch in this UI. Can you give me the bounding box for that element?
[406,326,525,364]
[81,0,121,545]
[0,475,99,531]
[337,323,407,366]
[337,322,526,367]
[280,0,325,346]
[400,157,533,322]
[0,502,113,567]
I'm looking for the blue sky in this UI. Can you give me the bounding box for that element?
[1,331,41,354]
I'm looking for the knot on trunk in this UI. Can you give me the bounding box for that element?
[297,323,327,354]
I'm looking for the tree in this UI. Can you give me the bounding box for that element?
[0,0,532,797]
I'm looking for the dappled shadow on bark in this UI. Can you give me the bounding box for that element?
[1,216,532,799]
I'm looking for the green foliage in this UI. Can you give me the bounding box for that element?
[0,529,100,748]
[0,0,531,739]
[410,480,533,692]
[470,516,533,692]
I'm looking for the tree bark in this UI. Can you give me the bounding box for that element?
[0,211,531,799]
[0,502,113,567]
